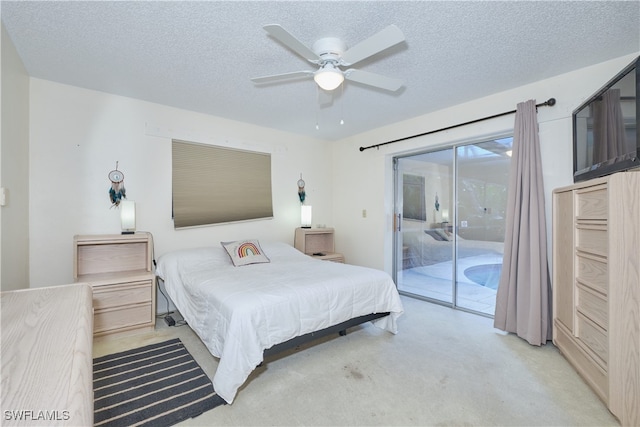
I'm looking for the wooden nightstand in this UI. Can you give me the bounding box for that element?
[74,233,156,338]
[294,227,344,263]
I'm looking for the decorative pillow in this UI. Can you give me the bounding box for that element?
[221,239,270,267]
[425,229,447,242]
[434,229,451,241]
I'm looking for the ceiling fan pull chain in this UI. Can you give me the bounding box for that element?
[315,87,320,130]
[340,83,345,125]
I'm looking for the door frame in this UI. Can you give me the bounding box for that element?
[392,134,512,317]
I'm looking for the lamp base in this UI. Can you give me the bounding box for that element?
[301,226,311,229]
[121,231,135,235]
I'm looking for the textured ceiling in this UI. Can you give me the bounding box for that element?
[2,1,639,141]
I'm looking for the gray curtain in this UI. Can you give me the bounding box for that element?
[592,88,626,164]
[494,99,552,346]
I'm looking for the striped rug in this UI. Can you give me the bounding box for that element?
[93,338,225,427]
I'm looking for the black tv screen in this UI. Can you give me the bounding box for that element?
[573,56,640,183]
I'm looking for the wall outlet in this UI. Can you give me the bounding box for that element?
[461,220,468,228]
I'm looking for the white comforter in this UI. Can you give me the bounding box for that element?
[155,241,404,403]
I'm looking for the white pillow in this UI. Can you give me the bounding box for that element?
[221,239,270,267]
[155,246,232,279]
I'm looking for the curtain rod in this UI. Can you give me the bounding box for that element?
[359,98,556,152]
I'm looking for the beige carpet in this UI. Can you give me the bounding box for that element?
[94,295,618,426]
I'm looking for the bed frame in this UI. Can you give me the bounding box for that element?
[263,312,390,358]
[157,278,390,365]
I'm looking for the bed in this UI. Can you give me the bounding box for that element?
[155,240,404,404]
[402,228,504,269]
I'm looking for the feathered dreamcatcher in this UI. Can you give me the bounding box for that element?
[297,174,306,204]
[108,162,126,207]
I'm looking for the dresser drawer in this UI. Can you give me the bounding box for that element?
[576,313,608,367]
[576,284,607,330]
[576,185,608,219]
[576,225,607,257]
[576,253,608,295]
[554,322,609,404]
[92,280,152,310]
[94,303,153,334]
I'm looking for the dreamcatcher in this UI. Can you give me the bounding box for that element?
[108,162,126,207]
[297,174,306,204]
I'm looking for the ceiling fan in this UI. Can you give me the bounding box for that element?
[251,24,405,92]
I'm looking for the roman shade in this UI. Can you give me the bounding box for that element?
[172,140,273,228]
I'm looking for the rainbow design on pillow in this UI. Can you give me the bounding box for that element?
[222,239,270,266]
[237,242,261,258]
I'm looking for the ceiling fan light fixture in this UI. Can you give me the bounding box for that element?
[314,64,344,91]
[255,25,405,93]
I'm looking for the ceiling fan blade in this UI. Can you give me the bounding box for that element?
[251,70,313,84]
[344,69,403,92]
[263,24,320,62]
[341,25,405,66]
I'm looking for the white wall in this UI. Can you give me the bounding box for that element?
[28,79,332,287]
[331,53,639,274]
[1,23,30,291]
[23,52,640,287]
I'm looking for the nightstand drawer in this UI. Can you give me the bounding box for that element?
[94,303,153,334]
[92,280,153,310]
[313,253,345,263]
[74,233,156,338]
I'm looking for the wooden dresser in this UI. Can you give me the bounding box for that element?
[0,284,94,426]
[552,171,639,426]
[74,233,156,338]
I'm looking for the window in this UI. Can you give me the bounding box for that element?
[172,140,273,228]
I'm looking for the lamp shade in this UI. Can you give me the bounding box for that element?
[120,200,136,234]
[314,64,344,91]
[301,205,312,228]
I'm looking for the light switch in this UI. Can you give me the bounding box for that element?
[0,187,6,206]
[362,209,367,218]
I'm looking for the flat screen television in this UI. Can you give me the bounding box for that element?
[573,56,640,183]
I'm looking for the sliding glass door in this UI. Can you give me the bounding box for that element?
[394,138,512,316]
